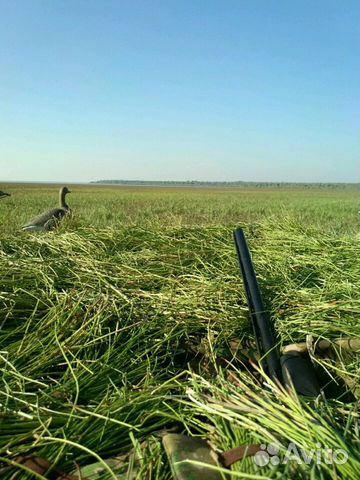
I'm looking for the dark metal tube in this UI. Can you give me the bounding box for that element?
[233,228,282,383]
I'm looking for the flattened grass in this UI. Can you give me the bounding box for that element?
[0,185,359,478]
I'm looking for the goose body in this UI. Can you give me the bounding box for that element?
[0,191,10,199]
[22,186,71,231]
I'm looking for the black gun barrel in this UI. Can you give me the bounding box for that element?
[234,228,282,383]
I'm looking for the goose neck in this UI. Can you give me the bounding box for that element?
[60,189,68,208]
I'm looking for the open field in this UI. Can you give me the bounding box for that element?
[0,184,359,479]
[1,183,359,233]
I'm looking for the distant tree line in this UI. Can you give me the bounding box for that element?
[90,180,359,189]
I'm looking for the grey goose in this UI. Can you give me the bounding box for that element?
[22,186,72,231]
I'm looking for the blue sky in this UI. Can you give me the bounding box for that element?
[0,0,359,182]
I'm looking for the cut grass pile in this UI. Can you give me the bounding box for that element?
[0,185,359,479]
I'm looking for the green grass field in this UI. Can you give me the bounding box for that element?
[0,184,359,479]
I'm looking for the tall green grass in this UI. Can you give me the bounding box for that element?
[0,184,359,479]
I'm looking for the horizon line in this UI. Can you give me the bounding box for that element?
[1,179,360,186]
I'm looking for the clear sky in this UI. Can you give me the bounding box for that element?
[1,0,359,183]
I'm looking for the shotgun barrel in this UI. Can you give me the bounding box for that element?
[233,228,282,383]
[234,228,322,396]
